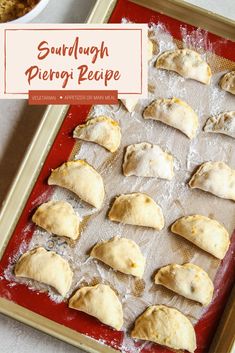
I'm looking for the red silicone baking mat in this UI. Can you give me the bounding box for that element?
[0,1,235,353]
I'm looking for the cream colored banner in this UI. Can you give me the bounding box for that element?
[0,24,148,99]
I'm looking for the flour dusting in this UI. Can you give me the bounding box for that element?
[4,21,235,353]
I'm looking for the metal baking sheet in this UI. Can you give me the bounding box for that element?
[0,1,234,353]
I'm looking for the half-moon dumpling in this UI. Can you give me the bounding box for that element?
[48,160,105,209]
[155,263,214,306]
[131,305,196,353]
[90,236,146,278]
[204,111,235,139]
[69,284,123,330]
[220,71,235,95]
[108,192,164,230]
[120,98,139,112]
[143,98,199,139]
[148,39,153,61]
[156,48,211,84]
[189,161,235,201]
[32,200,80,240]
[14,247,73,296]
[171,215,230,259]
[123,142,174,179]
[73,116,121,152]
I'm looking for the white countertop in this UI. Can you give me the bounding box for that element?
[0,1,234,352]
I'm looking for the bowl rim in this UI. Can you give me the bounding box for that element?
[1,0,50,24]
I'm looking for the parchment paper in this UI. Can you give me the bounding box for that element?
[5,22,235,352]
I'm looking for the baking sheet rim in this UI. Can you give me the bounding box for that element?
[0,104,69,259]
[0,0,234,352]
[0,298,119,353]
